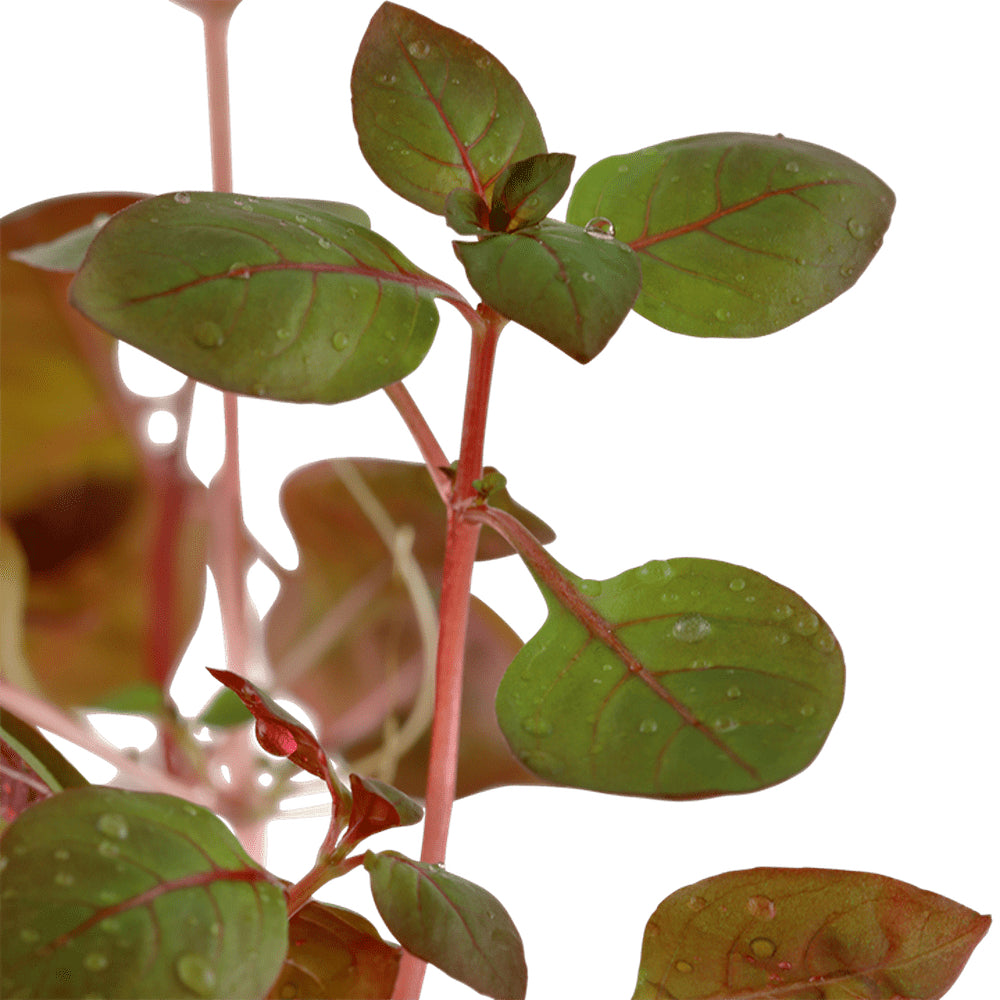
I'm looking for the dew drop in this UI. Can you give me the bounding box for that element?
[687,895,708,912]
[475,54,492,69]
[784,160,800,173]
[715,307,732,321]
[673,613,712,643]
[814,631,836,652]
[275,328,293,342]
[674,960,693,973]
[582,271,596,282]
[800,703,816,717]
[749,937,776,959]
[54,848,70,861]
[55,871,75,886]
[791,611,819,636]
[332,331,351,351]
[96,813,129,840]
[729,578,746,591]
[713,716,738,733]
[773,604,793,621]
[175,953,217,997]
[182,804,199,817]
[847,218,866,240]
[255,719,297,757]
[638,718,658,734]
[579,579,602,597]
[521,717,553,738]
[376,72,397,84]
[97,840,120,859]
[407,39,431,59]
[839,264,855,278]
[520,749,564,776]
[294,214,309,224]
[193,321,225,349]
[772,630,790,646]
[602,662,616,672]
[735,272,746,282]
[227,262,251,280]
[84,952,109,972]
[726,685,742,699]
[173,192,191,205]
[317,237,332,249]
[747,895,776,920]
[99,918,120,933]
[584,216,616,240]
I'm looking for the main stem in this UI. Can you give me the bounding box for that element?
[391,312,502,1000]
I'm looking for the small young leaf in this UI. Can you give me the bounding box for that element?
[445,189,491,235]
[206,668,343,800]
[489,152,576,232]
[496,557,843,798]
[89,682,166,715]
[364,850,527,999]
[352,3,546,215]
[70,192,457,404]
[566,132,894,337]
[267,900,400,999]
[454,219,641,362]
[343,773,423,846]
[633,867,991,1000]
[0,787,288,999]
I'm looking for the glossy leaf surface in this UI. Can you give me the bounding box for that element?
[633,867,991,999]
[70,192,455,403]
[496,557,843,797]
[343,773,423,845]
[267,901,399,999]
[264,460,547,798]
[489,153,576,232]
[567,133,894,337]
[454,219,641,362]
[2,195,206,707]
[0,787,288,999]
[352,3,546,215]
[364,850,527,999]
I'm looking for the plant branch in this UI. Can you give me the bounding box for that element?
[383,381,453,501]
[392,307,505,1000]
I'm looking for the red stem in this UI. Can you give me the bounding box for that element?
[391,311,503,1000]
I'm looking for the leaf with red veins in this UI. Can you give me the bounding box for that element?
[567,132,894,338]
[352,3,546,215]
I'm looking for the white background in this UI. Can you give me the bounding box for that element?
[3,1,998,997]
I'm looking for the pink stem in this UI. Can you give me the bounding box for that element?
[392,311,504,1000]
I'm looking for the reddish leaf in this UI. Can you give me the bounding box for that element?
[205,668,342,800]
[633,867,991,999]
[343,773,422,846]
[267,900,399,999]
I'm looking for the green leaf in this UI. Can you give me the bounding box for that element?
[7,213,113,272]
[454,219,641,362]
[364,850,527,999]
[352,3,546,215]
[70,192,457,404]
[496,557,843,798]
[267,901,399,999]
[0,786,288,999]
[197,687,252,728]
[632,867,991,1000]
[89,682,166,715]
[0,707,89,799]
[566,132,894,338]
[489,153,576,232]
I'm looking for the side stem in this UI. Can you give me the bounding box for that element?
[391,310,503,1000]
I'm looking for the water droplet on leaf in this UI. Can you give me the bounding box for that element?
[584,217,616,240]
[715,307,731,321]
[255,719,297,757]
[317,237,332,249]
[674,960,693,973]
[84,952,109,972]
[175,953,217,997]
[97,840,120,859]
[173,192,191,205]
[582,271,596,282]
[275,328,293,341]
[96,813,129,840]
[638,718,658,734]
[713,716,738,732]
[784,161,800,173]
[726,685,741,699]
[687,895,708,911]
[792,611,819,636]
[193,321,225,349]
[579,579,602,596]
[800,703,816,717]
[332,331,351,351]
[521,717,553,737]
[227,263,251,280]
[749,937,777,958]
[747,895,776,919]
[673,613,712,643]
[840,264,855,277]
[55,871,75,886]
[54,848,70,861]
[847,217,866,240]
[407,39,431,59]
[475,54,491,68]
[729,578,746,591]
